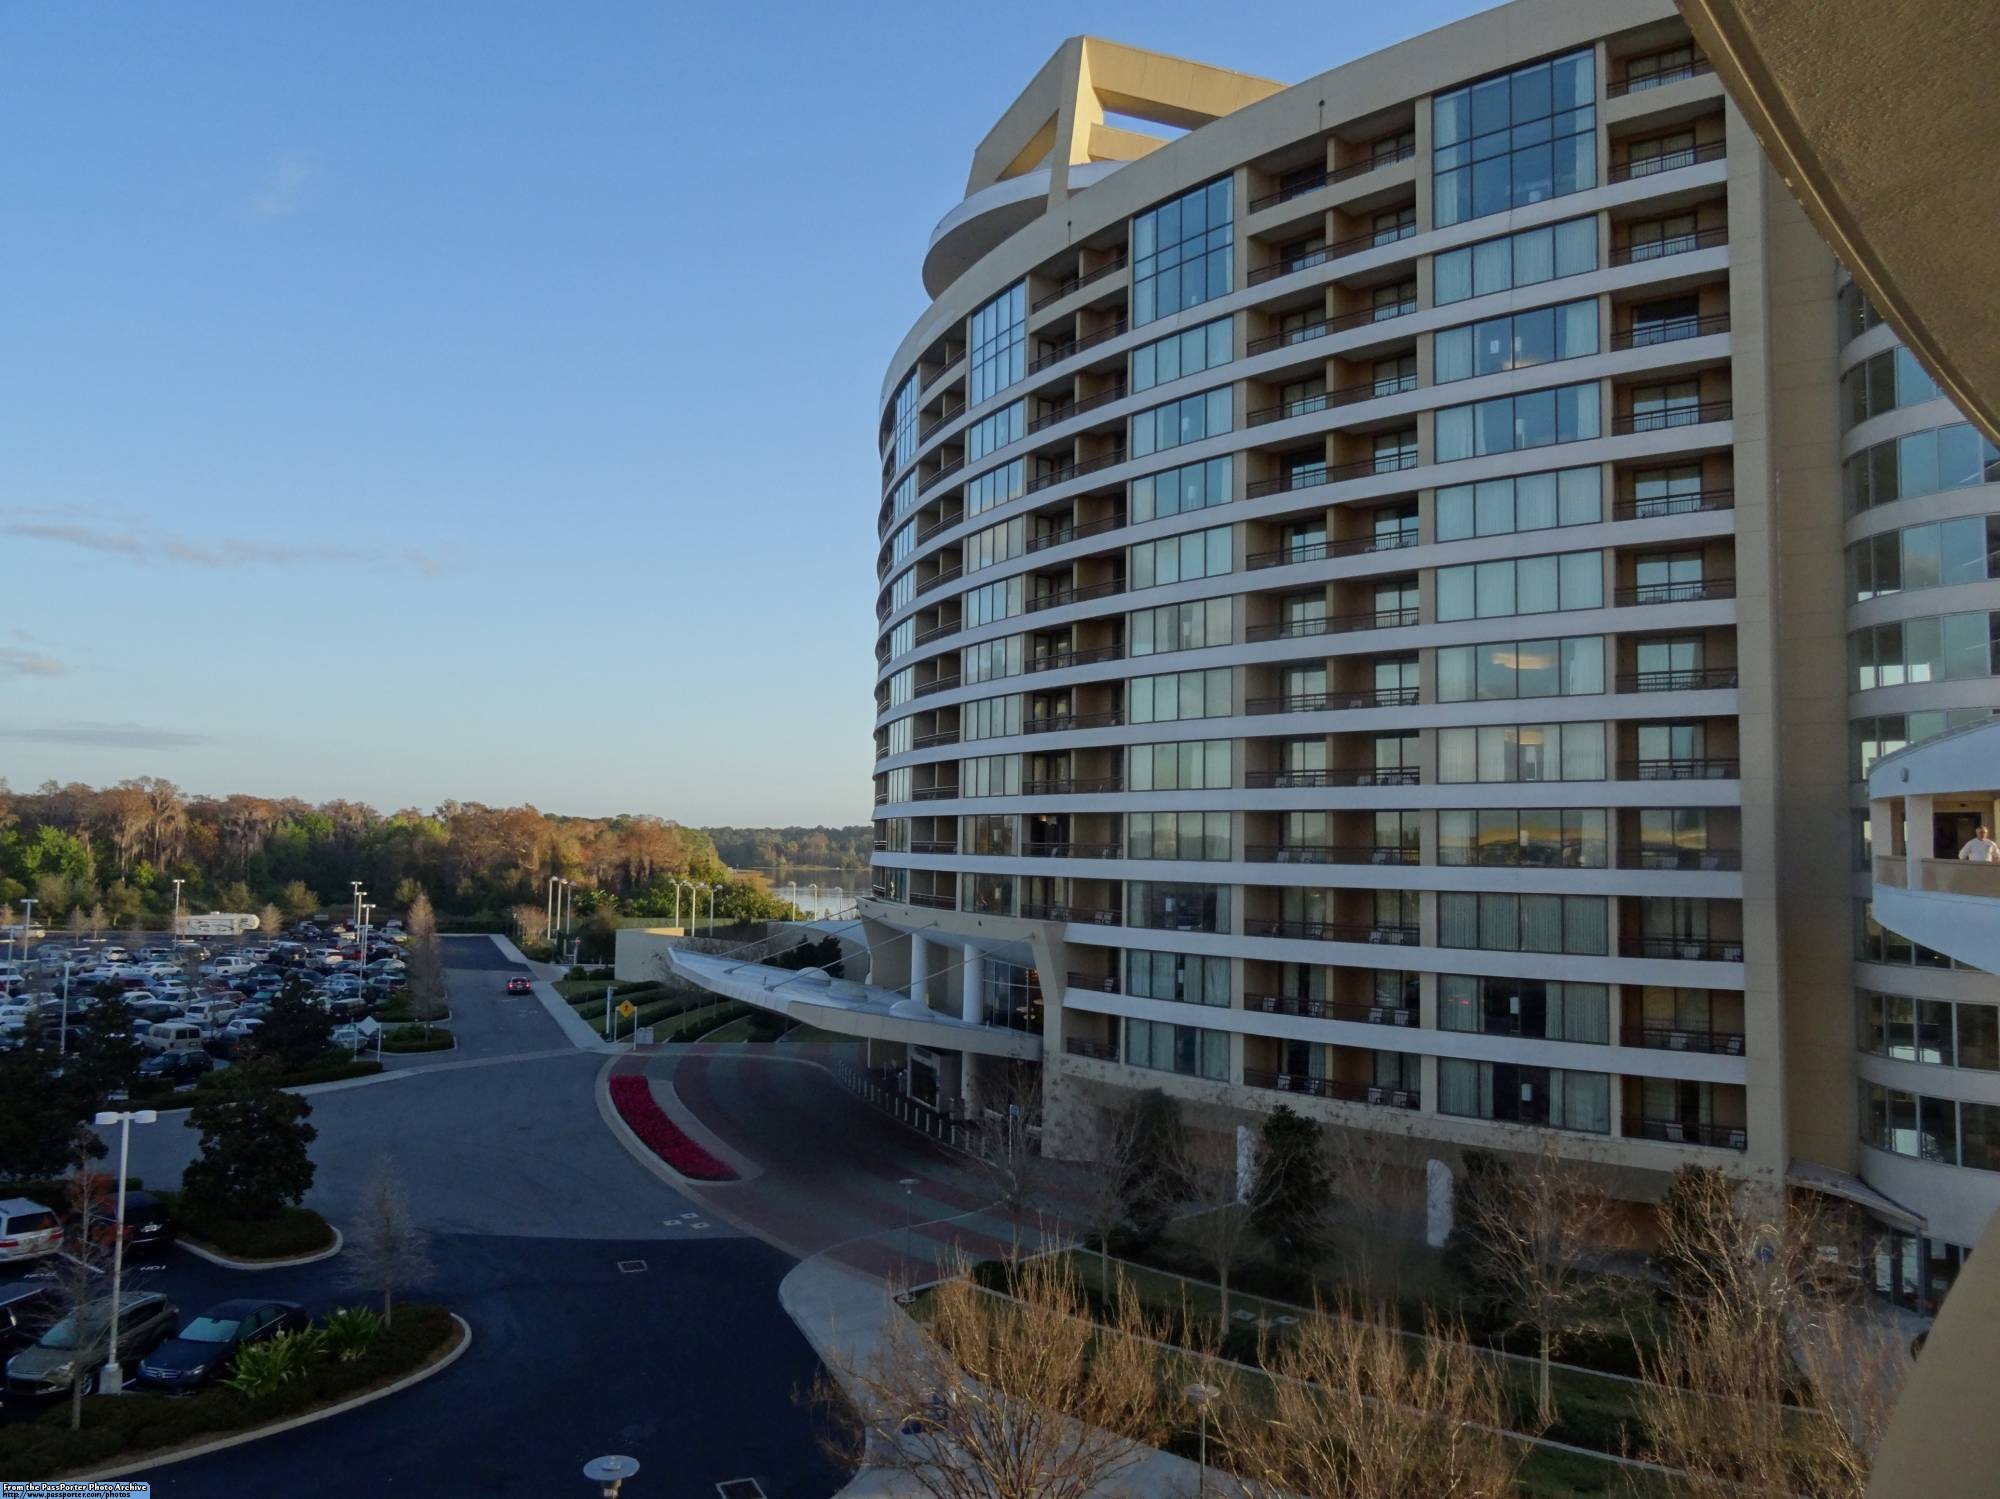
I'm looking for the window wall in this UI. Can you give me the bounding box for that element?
[1842,345,1944,428]
[1438,808,1607,867]
[1437,635,1605,701]
[1862,1083,2000,1172]
[893,373,919,470]
[1131,387,1234,460]
[1437,466,1601,541]
[964,516,1025,573]
[1433,50,1596,227]
[966,458,1025,519]
[1438,722,1607,782]
[1845,423,2000,512]
[1437,550,1603,620]
[1433,217,1597,305]
[1860,992,2000,1071]
[1439,1058,1611,1131]
[1434,299,1599,383]
[1131,526,1232,588]
[1127,881,1231,933]
[970,283,1026,406]
[967,401,1024,461]
[1125,949,1230,1007]
[1130,598,1232,657]
[1851,610,2000,689]
[961,753,1020,797]
[1436,382,1601,461]
[1438,891,1609,953]
[963,576,1025,629]
[1125,1017,1230,1079]
[1850,515,2000,601]
[963,636,1022,686]
[1132,316,1232,393]
[961,694,1023,742]
[1439,975,1610,1041]
[1127,811,1231,861]
[1129,667,1233,724]
[1128,739,1232,791]
[1133,178,1233,326]
[1132,455,1232,524]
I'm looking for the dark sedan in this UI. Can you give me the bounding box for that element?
[505,977,533,994]
[136,1299,307,1391]
[136,1049,213,1085]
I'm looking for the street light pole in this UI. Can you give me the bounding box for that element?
[899,1177,918,1274]
[1186,1383,1218,1499]
[582,1456,640,1497]
[18,898,35,967]
[59,961,71,1059]
[171,879,184,937]
[91,1108,158,1394]
[350,881,363,932]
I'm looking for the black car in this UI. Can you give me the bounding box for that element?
[99,1190,176,1252]
[0,1285,58,1358]
[135,1299,307,1391]
[135,1049,213,1085]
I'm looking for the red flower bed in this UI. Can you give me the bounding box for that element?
[608,1074,736,1181]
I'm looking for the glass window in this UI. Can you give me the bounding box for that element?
[1436,382,1600,461]
[1131,388,1234,460]
[1438,550,1602,620]
[1130,526,1232,590]
[1127,739,1231,791]
[1127,668,1232,724]
[1132,316,1233,394]
[1434,50,1595,227]
[892,373,919,470]
[1133,178,1233,326]
[1433,217,1598,306]
[966,401,1025,462]
[969,283,1026,406]
[1846,423,2000,512]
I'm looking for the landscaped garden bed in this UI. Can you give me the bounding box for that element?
[156,1190,337,1260]
[606,1074,734,1180]
[379,1025,453,1053]
[0,1304,459,1478]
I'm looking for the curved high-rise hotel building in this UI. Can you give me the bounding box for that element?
[844,0,2000,1311]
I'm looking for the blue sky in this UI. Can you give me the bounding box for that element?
[0,0,1493,825]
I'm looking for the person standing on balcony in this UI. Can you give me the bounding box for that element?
[1958,825,2000,861]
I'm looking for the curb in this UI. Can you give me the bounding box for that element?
[76,1312,471,1481]
[638,1052,763,1183]
[179,1223,345,1270]
[592,1055,750,1191]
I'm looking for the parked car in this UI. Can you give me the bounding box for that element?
[76,1188,176,1252]
[0,1285,59,1359]
[133,1049,214,1086]
[0,1200,62,1264]
[6,1292,178,1397]
[505,977,533,995]
[141,1020,206,1055]
[135,1299,306,1391]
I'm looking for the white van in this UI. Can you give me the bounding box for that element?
[142,1020,205,1055]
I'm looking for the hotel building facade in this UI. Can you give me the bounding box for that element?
[857,0,2000,1308]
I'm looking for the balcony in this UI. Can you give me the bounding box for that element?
[1610,487,1735,521]
[1025,643,1123,674]
[1023,577,1125,613]
[1027,320,1128,376]
[1026,512,1125,554]
[1244,767,1420,789]
[1606,57,1715,97]
[1032,253,1127,313]
[913,620,958,647]
[1245,605,1418,643]
[1028,383,1128,436]
[1022,774,1124,795]
[1610,226,1730,266]
[909,892,956,910]
[912,728,961,750]
[1064,1036,1120,1061]
[913,674,961,698]
[1025,903,1121,924]
[1023,841,1123,859]
[1246,300,1415,358]
[1244,917,1419,946]
[1246,221,1417,285]
[910,839,958,855]
[1246,142,1417,213]
[1622,1115,1747,1150]
[1618,935,1745,962]
[1615,666,1739,693]
[915,565,963,597]
[1620,1023,1745,1055]
[918,402,965,446]
[1023,708,1124,734]
[1615,577,1736,607]
[1609,313,1731,351]
[1027,448,1128,495]
[1246,992,1417,1027]
[1866,721,2000,973]
[1246,449,1418,497]
[1611,400,1732,435]
[1244,1068,1420,1109]
[1247,531,1418,570]
[1243,844,1420,867]
[1607,139,1728,183]
[1618,757,1740,781]
[1247,373,1418,427]
[1618,846,1742,871]
[911,784,961,802]
[1247,686,1420,715]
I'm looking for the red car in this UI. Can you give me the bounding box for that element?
[504,977,533,994]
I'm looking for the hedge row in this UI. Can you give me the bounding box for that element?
[606,1075,734,1180]
[0,1304,458,1478]
[155,1191,336,1260]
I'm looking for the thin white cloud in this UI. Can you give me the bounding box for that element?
[255,157,312,216]
[0,722,206,750]
[0,507,446,576]
[0,648,65,678]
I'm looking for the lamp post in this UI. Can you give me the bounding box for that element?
[706,882,716,933]
[350,881,363,933]
[59,961,72,1059]
[582,1456,640,1497]
[90,1108,158,1394]
[899,1177,918,1274]
[19,898,35,965]
[1186,1383,1218,1498]
[171,879,184,937]
[546,875,558,954]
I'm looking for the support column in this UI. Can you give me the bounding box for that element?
[1908,794,1934,889]
[910,934,931,1007]
[960,944,983,1025]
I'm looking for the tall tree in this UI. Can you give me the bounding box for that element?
[0,1048,104,1179]
[180,1064,316,1221]
[1248,1104,1333,1275]
[341,1156,433,1326]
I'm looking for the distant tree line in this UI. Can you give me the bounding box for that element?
[0,778,822,930]
[700,825,873,875]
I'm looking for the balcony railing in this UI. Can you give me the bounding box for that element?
[1023,708,1125,734]
[1033,254,1129,312]
[1244,1068,1421,1109]
[911,784,960,802]
[1247,373,1418,426]
[1064,1036,1120,1061]
[910,839,958,855]
[1246,449,1418,497]
[1246,221,1418,285]
[1612,400,1733,435]
[913,728,961,750]
[1611,487,1735,521]
[1022,774,1124,795]
[918,402,965,445]
[1024,841,1123,859]
[1619,757,1740,781]
[1437,846,1603,869]
[1246,686,1420,715]
[1027,448,1129,494]
[915,565,963,597]
[1615,577,1736,606]
[1247,530,1418,570]
[1620,1023,1745,1055]
[915,509,963,545]
[1066,971,1120,993]
[1024,903,1121,925]
[1244,918,1420,946]
[1028,383,1129,436]
[913,674,961,698]
[912,619,959,646]
[1246,300,1417,357]
[1615,666,1739,693]
[1609,226,1730,266]
[1028,320,1128,376]
[1026,512,1126,554]
[1619,935,1745,962]
[1606,57,1714,97]
[909,891,956,910]
[1025,643,1124,674]
[1618,846,1742,871]
[1246,142,1417,212]
[1245,605,1418,643]
[1610,313,1731,350]
[1623,1115,1747,1150]
[1607,139,1728,183]
[920,354,965,394]
[1023,576,1125,612]
[1244,844,1420,866]
[1244,766,1420,789]
[1246,992,1418,1027]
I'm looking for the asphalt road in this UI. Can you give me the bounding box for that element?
[38,935,846,1498]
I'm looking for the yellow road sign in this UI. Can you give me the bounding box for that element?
[617,999,637,1018]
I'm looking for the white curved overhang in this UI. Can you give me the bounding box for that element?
[922,160,1125,300]
[664,947,1042,1061]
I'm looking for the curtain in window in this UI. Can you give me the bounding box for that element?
[1564,896,1609,954]
[1554,983,1610,1042]
[1438,1057,1484,1117]
[1438,728,1479,783]
[1435,326,1474,383]
[1439,893,1479,948]
[1557,300,1598,360]
[1520,893,1565,952]
[1561,1071,1611,1133]
[1439,975,1479,1031]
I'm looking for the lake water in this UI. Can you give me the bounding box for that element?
[748,869,869,920]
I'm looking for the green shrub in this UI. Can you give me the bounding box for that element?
[380,1026,453,1053]
[157,1191,335,1260]
[320,1306,385,1362]
[222,1328,324,1397]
